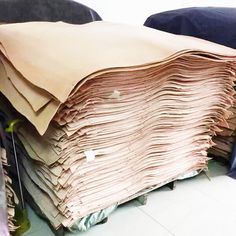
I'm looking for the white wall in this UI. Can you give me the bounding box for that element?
[77,0,236,25]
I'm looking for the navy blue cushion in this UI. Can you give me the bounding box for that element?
[144,7,236,49]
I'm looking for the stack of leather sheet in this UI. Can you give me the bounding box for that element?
[208,105,236,161]
[0,21,236,229]
[144,7,236,162]
[0,146,18,234]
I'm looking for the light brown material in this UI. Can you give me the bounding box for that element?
[0,22,236,134]
[0,21,236,229]
[208,104,236,160]
[1,147,18,232]
[19,56,235,228]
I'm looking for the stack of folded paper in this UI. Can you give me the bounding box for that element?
[0,21,236,230]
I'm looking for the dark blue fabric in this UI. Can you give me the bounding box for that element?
[229,139,236,178]
[0,0,102,24]
[144,7,236,49]
[144,7,236,177]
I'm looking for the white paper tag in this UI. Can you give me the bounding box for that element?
[84,150,95,162]
[109,90,121,99]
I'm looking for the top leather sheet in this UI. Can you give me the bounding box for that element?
[0,21,236,101]
[0,21,236,134]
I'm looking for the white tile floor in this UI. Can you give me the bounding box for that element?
[23,160,236,236]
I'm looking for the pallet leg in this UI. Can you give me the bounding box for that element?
[53,226,65,236]
[97,217,108,225]
[137,193,148,205]
[167,180,176,190]
[203,170,211,181]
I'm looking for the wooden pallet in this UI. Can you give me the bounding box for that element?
[51,178,178,236]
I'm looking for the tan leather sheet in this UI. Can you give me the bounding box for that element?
[209,104,236,160]
[0,21,236,229]
[1,147,18,232]
[0,21,236,134]
[18,54,236,228]
[0,21,235,102]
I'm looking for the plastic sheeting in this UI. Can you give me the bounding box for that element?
[69,204,117,232]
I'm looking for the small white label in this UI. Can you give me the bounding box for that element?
[109,90,121,99]
[84,150,95,162]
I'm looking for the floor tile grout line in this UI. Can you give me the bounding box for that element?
[194,187,236,218]
[135,205,176,236]
[189,175,236,218]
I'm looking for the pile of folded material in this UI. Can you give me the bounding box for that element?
[0,21,236,230]
[208,104,236,161]
[0,146,18,234]
[143,7,236,163]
